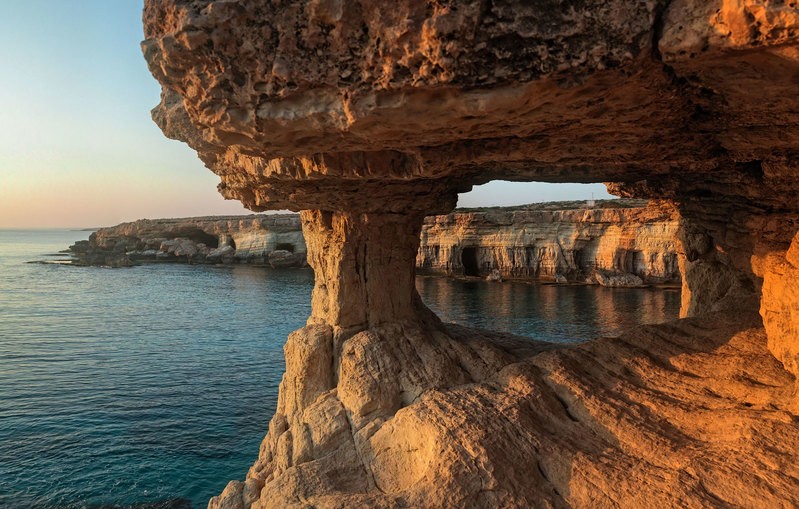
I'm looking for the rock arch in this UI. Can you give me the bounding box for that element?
[142,1,799,507]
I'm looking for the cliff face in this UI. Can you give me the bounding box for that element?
[71,200,680,286]
[419,200,680,284]
[70,214,306,268]
[140,1,799,508]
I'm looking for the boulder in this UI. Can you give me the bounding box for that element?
[593,270,645,288]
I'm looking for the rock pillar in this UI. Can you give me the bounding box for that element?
[676,202,799,400]
[301,209,431,334]
[210,205,512,509]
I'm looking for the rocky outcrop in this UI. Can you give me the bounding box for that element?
[212,312,799,509]
[69,214,306,268]
[418,199,680,285]
[141,1,799,507]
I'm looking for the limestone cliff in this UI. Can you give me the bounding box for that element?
[140,1,799,508]
[69,214,306,268]
[70,200,680,288]
[419,199,680,284]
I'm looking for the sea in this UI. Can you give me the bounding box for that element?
[0,229,681,508]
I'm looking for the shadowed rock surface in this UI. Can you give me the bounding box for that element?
[141,1,799,507]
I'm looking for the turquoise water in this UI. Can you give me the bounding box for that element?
[0,230,680,508]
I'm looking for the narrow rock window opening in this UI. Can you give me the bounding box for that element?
[461,247,480,276]
[275,243,295,253]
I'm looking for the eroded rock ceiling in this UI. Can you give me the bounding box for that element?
[143,0,799,214]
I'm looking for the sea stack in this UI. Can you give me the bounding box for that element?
[141,1,799,507]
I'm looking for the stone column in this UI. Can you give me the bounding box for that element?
[301,209,429,335]
[218,233,233,248]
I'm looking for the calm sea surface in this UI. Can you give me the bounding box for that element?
[0,230,680,508]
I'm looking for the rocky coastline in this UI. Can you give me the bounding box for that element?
[68,214,306,268]
[418,199,680,286]
[69,199,680,287]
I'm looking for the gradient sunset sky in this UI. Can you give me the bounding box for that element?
[0,0,613,229]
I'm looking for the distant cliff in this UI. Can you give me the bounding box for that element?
[70,200,680,285]
[69,214,306,268]
[418,199,680,285]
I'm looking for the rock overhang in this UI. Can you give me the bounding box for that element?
[142,0,799,214]
[141,0,799,375]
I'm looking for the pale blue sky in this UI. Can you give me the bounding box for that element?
[0,1,612,228]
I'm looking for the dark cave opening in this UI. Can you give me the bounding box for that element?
[185,229,219,249]
[461,247,480,276]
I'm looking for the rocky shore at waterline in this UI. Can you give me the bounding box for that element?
[67,200,680,287]
[68,214,307,269]
[418,199,680,286]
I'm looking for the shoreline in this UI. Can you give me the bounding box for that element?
[64,199,682,288]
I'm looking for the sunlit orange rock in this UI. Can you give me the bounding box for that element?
[761,232,799,408]
[141,0,799,507]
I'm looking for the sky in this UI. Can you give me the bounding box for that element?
[0,1,613,228]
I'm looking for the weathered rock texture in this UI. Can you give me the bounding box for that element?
[69,214,306,268]
[215,313,799,509]
[141,0,799,507]
[419,199,680,285]
[761,231,799,409]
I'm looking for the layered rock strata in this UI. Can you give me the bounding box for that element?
[418,199,680,285]
[141,0,799,507]
[69,214,306,268]
[71,200,680,287]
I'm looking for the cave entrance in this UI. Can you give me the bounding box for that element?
[184,229,219,248]
[461,247,480,276]
[275,243,295,253]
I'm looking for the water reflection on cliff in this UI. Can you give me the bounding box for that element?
[416,276,681,343]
